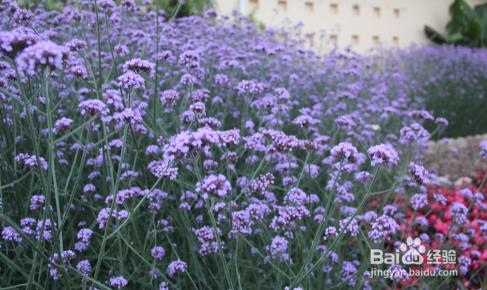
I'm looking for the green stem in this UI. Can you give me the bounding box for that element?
[44,71,64,253]
[290,166,381,287]
[207,198,235,290]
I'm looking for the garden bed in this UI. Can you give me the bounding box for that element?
[0,1,485,289]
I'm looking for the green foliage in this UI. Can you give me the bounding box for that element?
[158,0,212,18]
[424,0,487,47]
[17,0,213,17]
[18,0,70,11]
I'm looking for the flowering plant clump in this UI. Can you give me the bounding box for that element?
[383,46,487,137]
[0,1,484,289]
[395,171,487,288]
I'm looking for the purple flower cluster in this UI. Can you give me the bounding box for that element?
[15,153,48,170]
[193,226,222,255]
[16,41,68,76]
[76,259,91,276]
[167,259,187,277]
[249,173,275,193]
[65,38,86,52]
[328,142,365,172]
[1,3,474,289]
[159,89,179,106]
[2,226,22,243]
[109,276,128,289]
[196,174,232,199]
[410,193,428,210]
[75,228,93,251]
[29,195,45,211]
[97,208,129,229]
[284,188,308,205]
[78,99,108,116]
[269,235,289,261]
[368,215,399,243]
[123,58,155,77]
[117,71,145,89]
[148,160,178,180]
[399,123,430,144]
[163,128,240,161]
[408,162,430,185]
[150,246,166,261]
[480,139,487,159]
[339,217,359,237]
[451,202,469,225]
[236,80,265,95]
[0,26,39,56]
[54,117,73,133]
[270,205,310,231]
[367,144,400,167]
[48,250,77,280]
[231,210,253,236]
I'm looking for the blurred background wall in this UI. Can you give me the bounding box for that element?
[214,0,487,51]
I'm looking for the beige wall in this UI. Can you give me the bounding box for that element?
[214,0,487,51]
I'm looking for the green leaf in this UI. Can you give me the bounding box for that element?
[465,18,482,45]
[474,3,487,46]
[448,32,464,43]
[424,25,448,44]
[426,0,486,47]
[446,0,478,35]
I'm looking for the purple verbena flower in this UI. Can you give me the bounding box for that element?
[54,117,73,133]
[480,139,487,159]
[231,210,253,235]
[284,188,308,205]
[16,153,48,170]
[367,144,400,167]
[167,259,187,277]
[150,246,166,261]
[16,41,68,76]
[159,281,170,290]
[29,195,45,211]
[196,174,231,199]
[109,276,128,289]
[160,89,179,106]
[339,217,359,237]
[123,58,155,77]
[0,26,39,57]
[117,71,145,89]
[408,162,430,185]
[269,235,288,260]
[451,203,468,225]
[78,99,108,116]
[2,226,22,243]
[193,226,222,255]
[76,260,91,276]
[368,215,399,243]
[323,226,338,240]
[410,193,428,210]
[148,160,178,180]
[400,123,430,144]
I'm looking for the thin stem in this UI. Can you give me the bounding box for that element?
[44,70,64,252]
[290,166,381,287]
[207,198,235,290]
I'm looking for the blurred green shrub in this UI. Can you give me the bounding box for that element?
[159,0,212,18]
[18,0,213,17]
[425,0,487,48]
[392,45,487,138]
